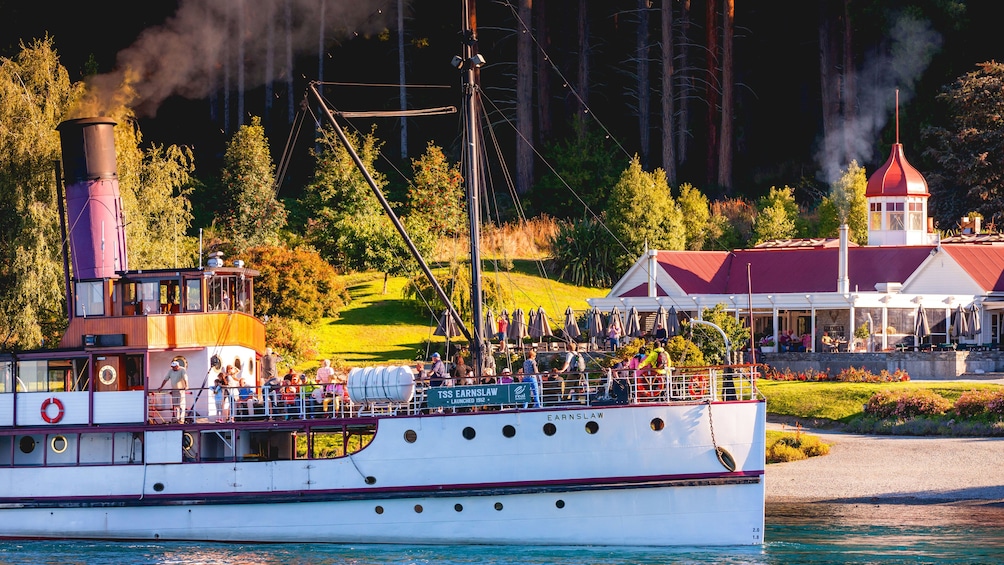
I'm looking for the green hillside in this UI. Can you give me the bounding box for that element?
[313,260,609,366]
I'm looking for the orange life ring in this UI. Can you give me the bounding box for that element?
[41,397,64,424]
[688,375,710,397]
[637,374,666,398]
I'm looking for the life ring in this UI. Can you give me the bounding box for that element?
[688,375,710,397]
[41,397,64,424]
[637,374,666,398]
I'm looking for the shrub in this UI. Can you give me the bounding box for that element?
[765,430,831,463]
[549,218,618,288]
[865,389,952,419]
[953,390,1002,418]
[761,366,910,383]
[766,442,805,463]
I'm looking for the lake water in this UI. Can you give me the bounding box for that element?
[2,503,1003,564]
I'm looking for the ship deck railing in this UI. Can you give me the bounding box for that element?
[143,364,762,424]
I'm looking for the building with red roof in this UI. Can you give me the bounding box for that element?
[588,115,1004,354]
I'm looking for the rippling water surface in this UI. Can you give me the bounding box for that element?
[2,503,1003,564]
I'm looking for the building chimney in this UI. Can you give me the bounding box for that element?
[57,118,127,280]
[837,223,850,294]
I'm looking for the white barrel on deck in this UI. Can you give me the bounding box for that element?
[347,366,415,404]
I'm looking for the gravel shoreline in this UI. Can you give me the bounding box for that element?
[765,423,1004,504]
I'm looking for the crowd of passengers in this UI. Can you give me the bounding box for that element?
[155,337,701,424]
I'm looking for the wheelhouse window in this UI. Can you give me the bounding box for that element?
[0,358,12,393]
[74,280,105,317]
[887,202,905,231]
[869,202,882,230]
[185,278,202,312]
[16,358,90,392]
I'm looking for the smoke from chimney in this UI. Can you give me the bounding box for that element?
[70,0,395,118]
[816,12,942,185]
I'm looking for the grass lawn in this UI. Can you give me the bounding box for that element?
[313,262,608,367]
[759,380,1004,422]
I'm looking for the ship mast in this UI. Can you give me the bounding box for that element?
[462,0,486,378]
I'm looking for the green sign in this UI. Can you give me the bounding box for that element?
[425,382,535,408]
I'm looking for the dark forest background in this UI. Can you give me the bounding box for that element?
[0,0,999,220]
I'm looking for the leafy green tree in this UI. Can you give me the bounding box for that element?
[114,114,198,269]
[244,244,348,324]
[677,183,712,250]
[528,119,621,219]
[817,160,868,244]
[407,142,464,236]
[218,116,287,253]
[923,61,1004,227]
[305,126,432,290]
[550,218,618,288]
[752,186,799,244]
[606,156,685,270]
[689,303,749,365]
[0,38,82,349]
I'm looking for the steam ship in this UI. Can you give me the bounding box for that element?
[0,2,765,546]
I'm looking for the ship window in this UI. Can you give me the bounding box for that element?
[543,423,556,436]
[0,359,12,393]
[502,425,516,438]
[585,421,599,434]
[15,359,89,393]
[74,280,105,317]
[185,279,202,312]
[462,427,476,440]
[139,282,159,314]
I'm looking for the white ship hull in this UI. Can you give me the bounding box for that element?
[0,401,766,546]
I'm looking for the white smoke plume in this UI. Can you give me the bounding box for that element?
[71,0,395,118]
[817,12,942,185]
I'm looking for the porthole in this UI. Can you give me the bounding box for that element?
[50,435,68,454]
[494,502,504,511]
[651,418,665,431]
[585,421,599,434]
[414,504,424,513]
[404,429,418,443]
[543,423,556,436]
[462,427,476,440]
[365,476,377,485]
[19,436,35,454]
[153,483,165,492]
[375,506,384,515]
[502,425,516,438]
[454,503,464,512]
[555,500,565,509]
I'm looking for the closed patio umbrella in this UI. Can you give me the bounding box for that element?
[587,307,605,349]
[653,305,669,336]
[624,306,642,338]
[915,305,930,346]
[435,309,459,339]
[607,307,623,335]
[966,304,981,339]
[666,306,681,337]
[484,307,497,341]
[563,306,581,340]
[952,305,968,342]
[508,308,527,344]
[530,307,553,339]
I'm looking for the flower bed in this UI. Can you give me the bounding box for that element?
[760,366,910,383]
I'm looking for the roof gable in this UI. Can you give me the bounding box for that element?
[941,245,1004,292]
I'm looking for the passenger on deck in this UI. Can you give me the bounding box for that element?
[428,352,448,387]
[499,367,514,384]
[281,371,298,420]
[212,368,228,423]
[158,360,189,424]
[262,372,281,420]
[238,378,255,420]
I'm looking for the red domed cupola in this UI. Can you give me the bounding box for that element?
[865,143,930,197]
[865,90,935,247]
